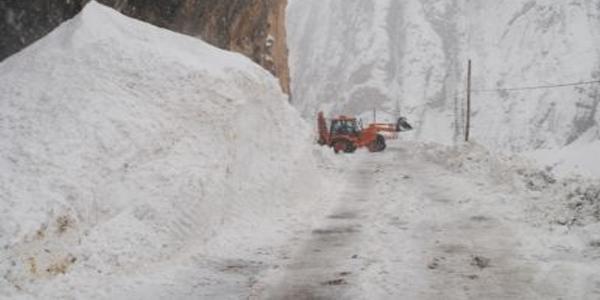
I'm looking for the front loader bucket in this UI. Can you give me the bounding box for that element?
[396,117,413,132]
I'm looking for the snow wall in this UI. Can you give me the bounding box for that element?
[0,2,322,296]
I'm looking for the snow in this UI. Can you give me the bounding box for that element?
[0,2,332,298]
[1,0,600,298]
[526,140,600,179]
[372,141,600,299]
[248,140,600,298]
[287,0,600,152]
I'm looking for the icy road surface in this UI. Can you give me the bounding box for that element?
[153,141,600,300]
[260,144,537,299]
[249,142,600,299]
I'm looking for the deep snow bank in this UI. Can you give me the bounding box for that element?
[0,1,321,297]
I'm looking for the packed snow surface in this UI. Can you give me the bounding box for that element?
[258,141,600,299]
[0,2,329,298]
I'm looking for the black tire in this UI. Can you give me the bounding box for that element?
[369,134,386,152]
[332,140,347,154]
[332,139,355,154]
[376,134,386,151]
[344,143,357,153]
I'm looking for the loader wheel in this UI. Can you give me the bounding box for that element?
[332,139,354,154]
[376,134,386,151]
[333,140,347,154]
[344,143,357,153]
[368,134,386,152]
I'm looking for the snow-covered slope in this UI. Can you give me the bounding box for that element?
[0,2,324,297]
[287,0,600,151]
[527,140,600,178]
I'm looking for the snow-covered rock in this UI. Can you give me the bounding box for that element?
[287,0,600,151]
[0,2,322,297]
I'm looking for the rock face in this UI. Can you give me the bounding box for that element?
[0,0,290,94]
[288,0,600,151]
[0,0,87,61]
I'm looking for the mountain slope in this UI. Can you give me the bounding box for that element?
[287,0,600,151]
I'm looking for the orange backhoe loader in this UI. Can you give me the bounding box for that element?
[317,111,412,153]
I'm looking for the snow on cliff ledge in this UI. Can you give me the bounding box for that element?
[0,1,321,297]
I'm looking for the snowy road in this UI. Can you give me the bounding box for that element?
[248,142,600,299]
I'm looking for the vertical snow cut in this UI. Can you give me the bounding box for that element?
[0,1,323,297]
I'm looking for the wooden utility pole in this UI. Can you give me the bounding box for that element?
[465,59,472,142]
[373,108,377,123]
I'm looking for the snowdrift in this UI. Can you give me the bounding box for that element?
[415,141,600,228]
[0,2,322,297]
[527,140,600,179]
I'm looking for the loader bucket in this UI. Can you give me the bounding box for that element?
[396,117,413,132]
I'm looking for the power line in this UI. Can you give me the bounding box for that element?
[472,79,600,93]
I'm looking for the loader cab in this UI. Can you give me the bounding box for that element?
[330,117,360,136]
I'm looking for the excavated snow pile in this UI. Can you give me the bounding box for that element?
[0,2,323,298]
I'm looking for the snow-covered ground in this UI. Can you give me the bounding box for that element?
[256,141,600,299]
[526,140,600,179]
[2,1,600,299]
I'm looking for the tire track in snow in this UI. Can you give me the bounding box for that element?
[357,144,540,299]
[258,158,377,299]
[256,142,543,299]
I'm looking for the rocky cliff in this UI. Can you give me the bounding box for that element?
[0,1,87,61]
[0,0,290,94]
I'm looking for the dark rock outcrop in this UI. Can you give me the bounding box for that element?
[0,0,87,61]
[0,0,290,94]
